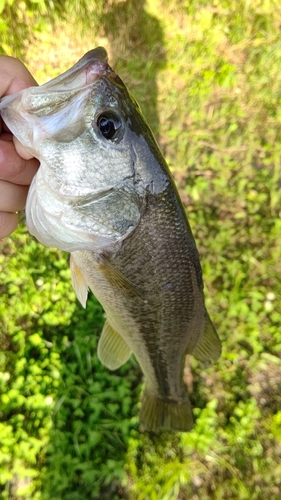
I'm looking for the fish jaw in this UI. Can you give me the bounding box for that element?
[0,48,113,157]
[26,170,116,252]
[26,162,143,252]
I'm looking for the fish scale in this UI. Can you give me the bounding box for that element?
[0,47,221,432]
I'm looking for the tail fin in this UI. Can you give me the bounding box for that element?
[139,389,194,432]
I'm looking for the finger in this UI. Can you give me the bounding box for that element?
[0,180,29,212]
[0,56,37,96]
[0,139,39,185]
[0,211,18,239]
[0,132,34,161]
[13,137,34,160]
[0,132,13,141]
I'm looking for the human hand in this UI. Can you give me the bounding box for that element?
[0,56,39,239]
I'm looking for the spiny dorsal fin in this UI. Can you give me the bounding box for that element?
[97,320,132,370]
[70,255,88,308]
[192,311,221,365]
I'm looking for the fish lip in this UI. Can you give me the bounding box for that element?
[3,47,113,115]
[35,47,112,94]
[0,47,116,121]
[0,47,112,109]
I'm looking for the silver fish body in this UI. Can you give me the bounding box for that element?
[0,48,221,431]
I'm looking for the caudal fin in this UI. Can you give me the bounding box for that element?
[139,389,194,432]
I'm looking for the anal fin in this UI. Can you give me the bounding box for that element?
[70,255,88,308]
[98,320,132,370]
[192,311,221,365]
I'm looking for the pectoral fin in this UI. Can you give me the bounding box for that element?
[96,256,145,299]
[192,312,221,365]
[97,320,132,370]
[70,255,88,308]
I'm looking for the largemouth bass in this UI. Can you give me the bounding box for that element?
[0,48,221,432]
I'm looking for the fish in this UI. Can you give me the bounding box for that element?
[0,47,221,432]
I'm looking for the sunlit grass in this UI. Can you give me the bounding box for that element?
[0,0,281,498]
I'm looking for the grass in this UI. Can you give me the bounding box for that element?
[0,0,281,498]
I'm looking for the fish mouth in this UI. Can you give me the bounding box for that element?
[18,47,115,115]
[41,47,112,91]
[0,48,118,146]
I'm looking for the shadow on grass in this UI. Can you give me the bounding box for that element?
[100,0,167,139]
[41,295,142,500]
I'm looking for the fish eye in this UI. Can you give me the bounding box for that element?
[97,113,122,142]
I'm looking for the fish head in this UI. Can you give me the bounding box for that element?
[0,48,168,252]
